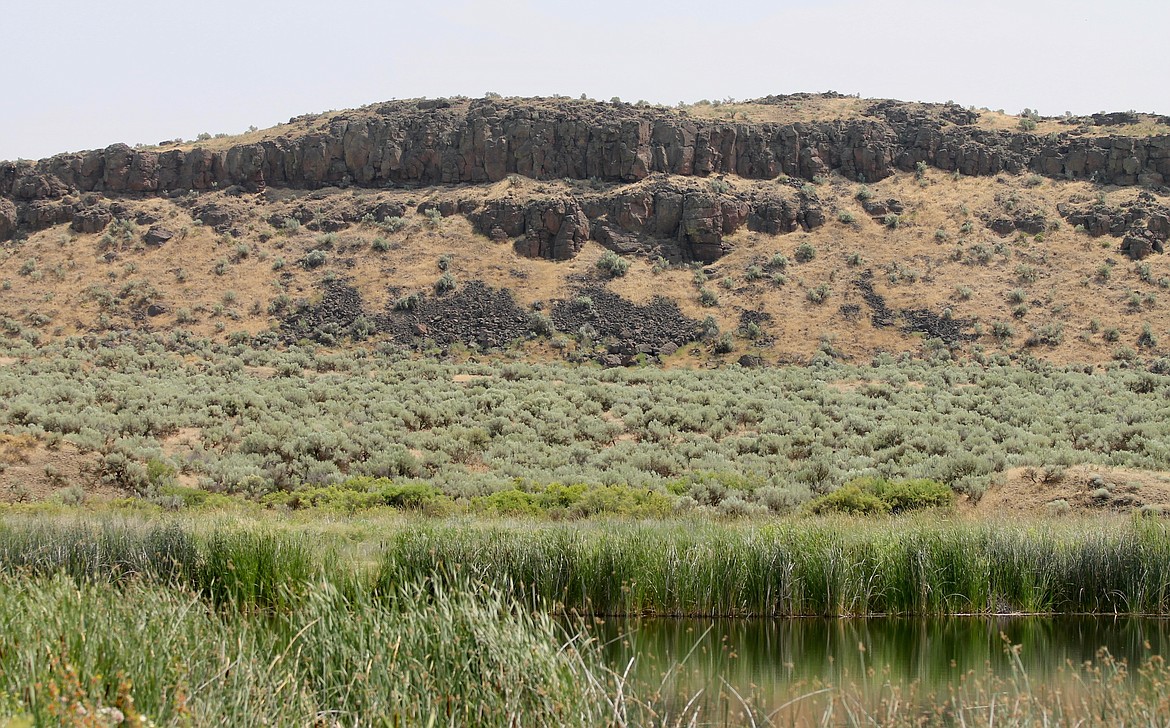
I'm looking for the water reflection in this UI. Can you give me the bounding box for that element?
[590,615,1170,720]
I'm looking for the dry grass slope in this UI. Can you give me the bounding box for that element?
[1,167,1168,366]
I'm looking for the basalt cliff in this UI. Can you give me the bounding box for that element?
[3,95,1169,263]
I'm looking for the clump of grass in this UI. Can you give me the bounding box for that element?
[377,517,1170,617]
[806,284,830,304]
[1138,322,1159,349]
[301,250,326,269]
[394,292,421,311]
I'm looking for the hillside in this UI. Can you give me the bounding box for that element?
[2,93,1169,366]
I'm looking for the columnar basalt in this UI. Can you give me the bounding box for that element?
[3,96,1168,250]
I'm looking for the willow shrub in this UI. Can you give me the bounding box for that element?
[807,477,954,515]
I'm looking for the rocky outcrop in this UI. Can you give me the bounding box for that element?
[3,95,1169,242]
[860,197,904,220]
[984,212,1048,237]
[474,195,590,261]
[1059,192,1169,259]
[380,281,534,350]
[280,278,702,357]
[981,192,1051,237]
[193,202,234,233]
[19,199,73,230]
[471,178,824,263]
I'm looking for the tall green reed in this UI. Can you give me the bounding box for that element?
[375,517,1170,617]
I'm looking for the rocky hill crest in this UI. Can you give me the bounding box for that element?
[4,94,1169,262]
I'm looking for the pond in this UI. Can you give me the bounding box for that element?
[591,616,1170,725]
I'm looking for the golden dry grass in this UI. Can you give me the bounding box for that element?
[679,96,1170,137]
[679,96,872,124]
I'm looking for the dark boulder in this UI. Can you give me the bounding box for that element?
[193,202,233,232]
[71,206,112,234]
[144,226,175,247]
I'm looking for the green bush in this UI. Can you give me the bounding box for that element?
[434,272,457,294]
[527,312,556,337]
[807,484,890,515]
[262,478,447,513]
[473,489,541,517]
[301,250,327,269]
[808,477,953,515]
[596,251,630,277]
[713,332,734,354]
[806,284,830,304]
[567,485,673,518]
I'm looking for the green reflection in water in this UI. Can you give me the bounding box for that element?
[591,616,1170,719]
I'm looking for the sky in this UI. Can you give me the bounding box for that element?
[3,0,1168,161]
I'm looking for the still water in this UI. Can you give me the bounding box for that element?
[590,616,1170,723]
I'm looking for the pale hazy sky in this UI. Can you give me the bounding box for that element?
[3,0,1167,161]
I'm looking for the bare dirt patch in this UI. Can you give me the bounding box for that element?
[973,465,1170,517]
[0,435,114,503]
[161,428,204,457]
[452,374,490,383]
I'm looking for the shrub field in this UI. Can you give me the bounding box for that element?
[1,335,1169,514]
